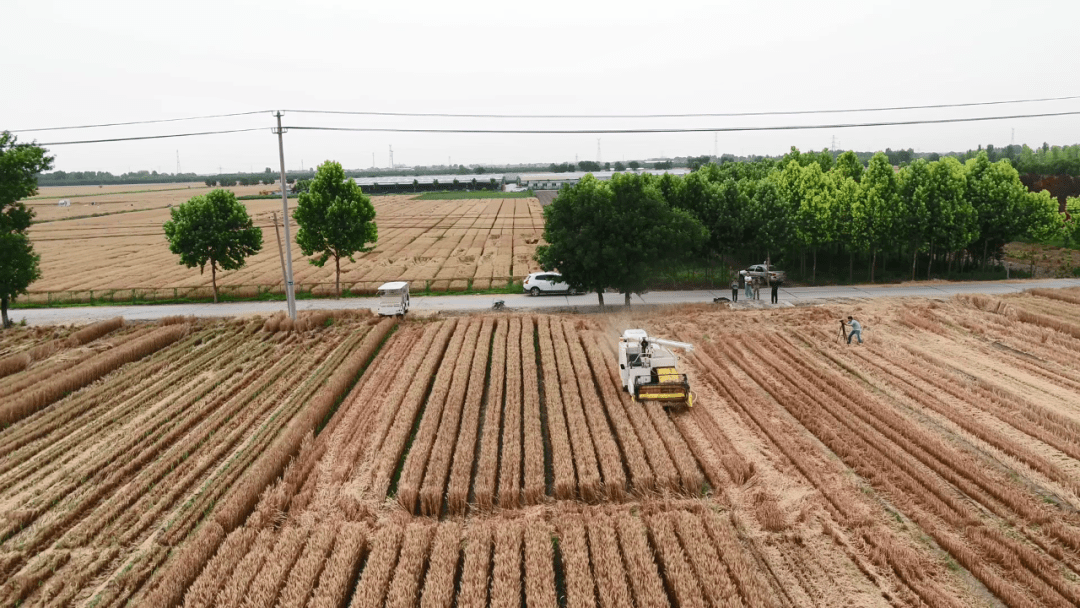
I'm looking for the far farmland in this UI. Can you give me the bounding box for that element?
[24,186,545,303]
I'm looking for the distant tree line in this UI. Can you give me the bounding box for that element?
[539,147,1068,292]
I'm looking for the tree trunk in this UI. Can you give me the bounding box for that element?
[335,256,341,298]
[927,241,934,280]
[1,295,9,329]
[597,290,604,308]
[870,250,876,283]
[982,240,989,270]
[947,251,953,275]
[911,247,918,282]
[211,263,218,303]
[812,248,817,284]
[625,292,631,306]
[849,252,854,283]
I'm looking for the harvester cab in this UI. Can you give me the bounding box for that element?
[618,329,694,408]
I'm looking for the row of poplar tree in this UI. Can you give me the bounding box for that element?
[537,149,1068,304]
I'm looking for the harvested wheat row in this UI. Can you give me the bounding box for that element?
[563,320,626,501]
[398,319,473,511]
[239,524,309,608]
[474,319,508,511]
[614,513,670,608]
[550,319,602,502]
[419,521,463,608]
[369,320,457,499]
[523,519,558,607]
[585,513,634,608]
[490,519,524,608]
[308,522,368,608]
[0,316,123,380]
[215,319,392,532]
[520,317,547,505]
[669,510,740,607]
[419,321,482,516]
[640,395,705,494]
[580,334,654,493]
[498,317,524,508]
[445,318,495,515]
[536,316,576,499]
[182,526,259,608]
[457,523,493,608]
[351,523,406,608]
[557,517,598,608]
[274,520,339,608]
[385,522,436,608]
[647,514,708,608]
[1,324,186,427]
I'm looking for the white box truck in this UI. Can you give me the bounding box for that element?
[377,281,410,316]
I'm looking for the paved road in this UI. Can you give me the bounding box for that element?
[10,278,1080,326]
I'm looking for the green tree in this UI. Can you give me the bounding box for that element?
[1065,197,1080,247]
[1018,190,1064,243]
[294,161,378,297]
[163,189,262,303]
[830,173,861,282]
[613,161,626,172]
[964,152,1029,266]
[628,160,641,170]
[577,160,602,172]
[791,163,834,283]
[535,174,706,307]
[0,132,53,328]
[897,159,932,280]
[853,153,899,282]
[925,157,977,277]
[833,150,864,183]
[204,179,216,187]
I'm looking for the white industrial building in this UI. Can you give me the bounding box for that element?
[520,168,691,190]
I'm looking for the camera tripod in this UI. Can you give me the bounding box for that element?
[835,320,847,344]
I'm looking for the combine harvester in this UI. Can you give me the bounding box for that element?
[618,329,695,408]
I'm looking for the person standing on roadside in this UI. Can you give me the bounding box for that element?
[770,278,781,304]
[846,316,863,344]
[730,276,739,302]
[752,276,762,301]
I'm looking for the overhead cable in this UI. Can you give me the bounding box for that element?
[281,109,1080,135]
[282,94,1080,119]
[38,128,267,146]
[11,110,272,134]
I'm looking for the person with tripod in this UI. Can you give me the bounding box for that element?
[841,316,863,344]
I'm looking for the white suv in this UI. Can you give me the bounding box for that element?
[523,271,574,296]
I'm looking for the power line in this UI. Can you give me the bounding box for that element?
[38,128,267,146]
[281,109,1080,135]
[282,94,1080,119]
[10,110,272,134]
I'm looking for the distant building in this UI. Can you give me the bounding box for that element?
[520,168,691,190]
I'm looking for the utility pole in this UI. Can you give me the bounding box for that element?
[597,139,601,164]
[372,152,375,168]
[273,111,297,320]
[389,145,394,169]
[714,133,718,160]
[176,150,181,174]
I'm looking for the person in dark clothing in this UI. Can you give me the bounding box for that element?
[770,279,781,304]
[730,277,739,302]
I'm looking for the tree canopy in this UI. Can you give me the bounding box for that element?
[163,189,262,302]
[534,174,707,306]
[294,161,378,297]
[1,132,53,328]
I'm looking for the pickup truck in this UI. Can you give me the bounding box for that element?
[744,264,786,284]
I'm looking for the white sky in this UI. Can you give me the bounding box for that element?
[5,0,1079,175]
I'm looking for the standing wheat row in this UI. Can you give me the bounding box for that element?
[419,320,484,515]
[549,319,603,502]
[474,319,508,511]
[520,316,547,505]
[563,320,627,500]
[368,320,458,498]
[445,318,495,515]
[536,316,577,500]
[397,320,474,511]
[498,317,524,508]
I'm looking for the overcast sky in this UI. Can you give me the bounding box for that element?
[5,0,1079,175]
